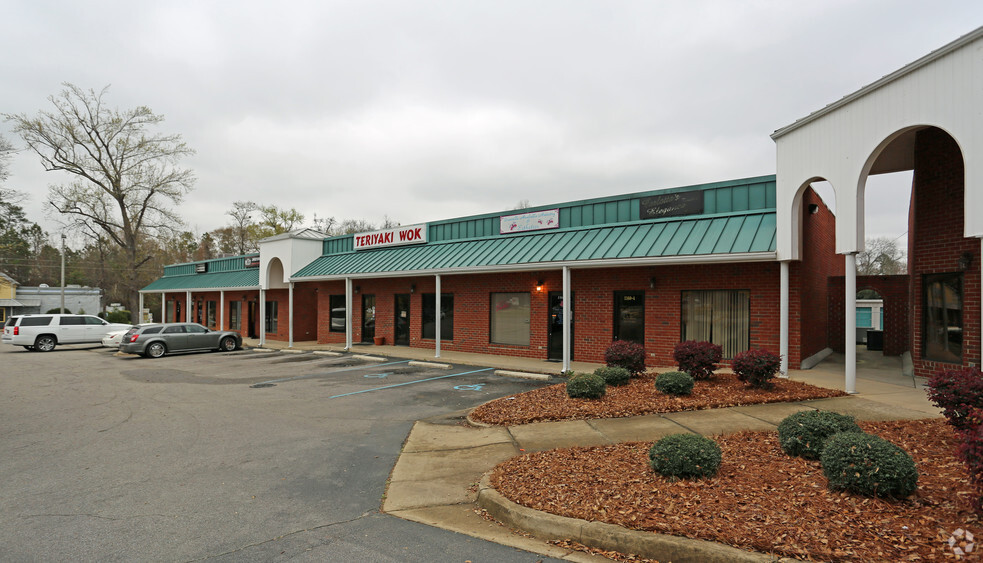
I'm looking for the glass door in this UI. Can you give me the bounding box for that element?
[362,295,376,342]
[547,292,573,361]
[613,291,644,344]
[394,294,410,345]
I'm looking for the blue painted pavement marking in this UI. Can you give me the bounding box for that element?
[328,367,494,399]
[364,373,391,378]
[254,359,411,386]
[453,383,486,391]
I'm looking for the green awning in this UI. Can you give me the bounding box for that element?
[294,211,777,279]
[141,270,260,292]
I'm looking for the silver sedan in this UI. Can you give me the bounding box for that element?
[119,323,242,358]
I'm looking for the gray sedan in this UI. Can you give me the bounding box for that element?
[119,323,242,358]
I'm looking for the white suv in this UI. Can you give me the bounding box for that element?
[2,314,132,352]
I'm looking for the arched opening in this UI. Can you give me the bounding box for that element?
[858,126,974,378]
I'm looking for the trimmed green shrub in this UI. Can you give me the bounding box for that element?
[655,371,694,396]
[594,366,630,387]
[604,340,647,377]
[105,310,131,324]
[46,308,68,314]
[777,410,863,459]
[649,434,722,480]
[566,372,607,399]
[821,432,919,499]
[672,340,721,380]
[732,348,781,389]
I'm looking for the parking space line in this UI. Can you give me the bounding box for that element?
[327,367,494,399]
[253,359,412,386]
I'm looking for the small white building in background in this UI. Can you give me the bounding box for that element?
[9,285,104,316]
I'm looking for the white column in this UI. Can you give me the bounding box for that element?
[185,291,191,322]
[779,261,790,378]
[219,290,225,330]
[435,274,441,358]
[259,288,266,347]
[288,282,294,348]
[345,278,353,350]
[138,293,144,324]
[160,292,165,323]
[845,253,857,394]
[562,266,571,373]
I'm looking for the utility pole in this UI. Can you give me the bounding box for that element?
[60,234,66,313]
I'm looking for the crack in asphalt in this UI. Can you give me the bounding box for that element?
[189,509,380,561]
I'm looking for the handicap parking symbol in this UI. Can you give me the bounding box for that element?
[454,383,485,391]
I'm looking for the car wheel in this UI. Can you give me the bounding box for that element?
[219,336,237,352]
[146,342,167,359]
[34,335,56,352]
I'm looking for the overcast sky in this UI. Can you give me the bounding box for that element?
[1,1,980,248]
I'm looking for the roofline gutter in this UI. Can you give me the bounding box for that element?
[288,252,778,282]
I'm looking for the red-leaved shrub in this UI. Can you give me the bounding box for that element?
[604,340,647,377]
[732,349,782,389]
[672,340,721,380]
[926,366,983,431]
[957,408,983,513]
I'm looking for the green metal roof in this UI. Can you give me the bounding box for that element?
[294,210,777,279]
[141,269,259,292]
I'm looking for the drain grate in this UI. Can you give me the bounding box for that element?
[250,383,276,388]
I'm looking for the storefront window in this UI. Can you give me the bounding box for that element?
[491,292,530,346]
[422,294,454,340]
[681,290,749,359]
[329,295,346,332]
[206,301,216,328]
[229,302,241,330]
[265,301,278,334]
[924,273,962,363]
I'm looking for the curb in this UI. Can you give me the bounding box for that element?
[352,354,387,362]
[409,360,453,369]
[494,369,552,381]
[476,474,785,563]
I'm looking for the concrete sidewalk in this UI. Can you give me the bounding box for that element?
[247,340,942,561]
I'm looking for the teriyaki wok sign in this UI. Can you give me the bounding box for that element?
[353,224,428,250]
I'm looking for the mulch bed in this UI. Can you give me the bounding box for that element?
[492,418,980,562]
[470,373,848,426]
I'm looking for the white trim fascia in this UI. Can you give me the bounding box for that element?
[771,25,983,140]
[289,252,778,282]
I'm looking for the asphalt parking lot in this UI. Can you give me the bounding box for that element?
[0,343,564,562]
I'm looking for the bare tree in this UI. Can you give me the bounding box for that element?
[5,83,196,321]
[513,199,531,210]
[225,200,258,254]
[857,236,907,275]
[310,213,336,234]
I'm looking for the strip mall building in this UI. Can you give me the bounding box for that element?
[142,27,983,391]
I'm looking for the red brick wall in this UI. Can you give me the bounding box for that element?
[307,264,792,367]
[828,275,909,356]
[796,186,843,362]
[909,127,979,377]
